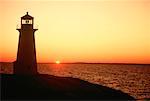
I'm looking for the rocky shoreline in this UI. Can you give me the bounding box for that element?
[1,74,135,100]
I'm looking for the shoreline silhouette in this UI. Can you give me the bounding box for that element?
[1,73,135,100]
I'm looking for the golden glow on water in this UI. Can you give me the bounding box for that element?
[38,63,150,100]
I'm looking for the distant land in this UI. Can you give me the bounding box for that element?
[0,62,150,65]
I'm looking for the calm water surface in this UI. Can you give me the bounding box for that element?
[1,63,150,100]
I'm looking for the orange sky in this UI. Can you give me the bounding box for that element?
[0,0,150,64]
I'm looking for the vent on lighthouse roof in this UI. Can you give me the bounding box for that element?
[21,12,33,19]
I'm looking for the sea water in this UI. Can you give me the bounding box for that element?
[1,62,150,100]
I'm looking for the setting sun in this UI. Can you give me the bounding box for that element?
[55,61,60,64]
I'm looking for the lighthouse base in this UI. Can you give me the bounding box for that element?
[13,61,38,75]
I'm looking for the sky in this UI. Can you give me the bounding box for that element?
[0,0,150,64]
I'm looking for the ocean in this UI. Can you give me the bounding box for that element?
[1,62,150,100]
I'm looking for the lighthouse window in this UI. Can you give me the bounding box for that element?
[26,20,29,24]
[22,19,32,24]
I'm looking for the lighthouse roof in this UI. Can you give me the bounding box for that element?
[21,12,33,19]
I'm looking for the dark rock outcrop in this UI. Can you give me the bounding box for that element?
[1,74,135,100]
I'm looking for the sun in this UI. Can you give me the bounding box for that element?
[55,60,60,64]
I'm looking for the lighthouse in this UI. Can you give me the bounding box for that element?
[14,12,38,75]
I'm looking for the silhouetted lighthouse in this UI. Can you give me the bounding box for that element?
[14,12,38,75]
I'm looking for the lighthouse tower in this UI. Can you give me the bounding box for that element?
[14,12,38,75]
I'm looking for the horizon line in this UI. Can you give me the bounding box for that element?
[0,61,150,65]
